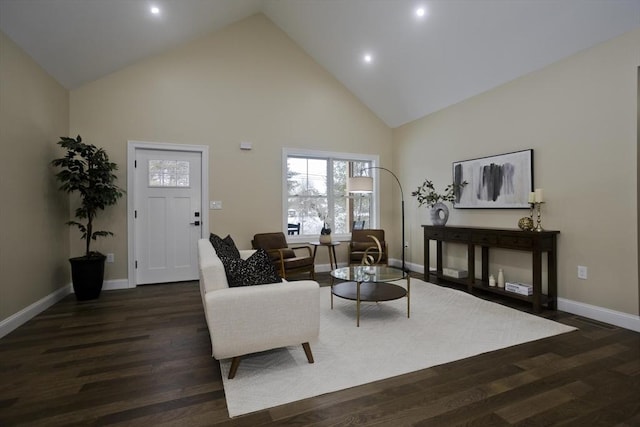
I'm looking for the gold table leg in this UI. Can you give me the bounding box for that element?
[407,275,411,318]
[331,284,333,309]
[356,280,361,327]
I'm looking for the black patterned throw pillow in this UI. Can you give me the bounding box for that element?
[209,233,241,259]
[221,249,282,287]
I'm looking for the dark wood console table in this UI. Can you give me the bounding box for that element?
[423,225,559,312]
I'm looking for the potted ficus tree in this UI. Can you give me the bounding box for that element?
[52,135,124,300]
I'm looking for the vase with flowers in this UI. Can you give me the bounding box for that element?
[319,216,332,244]
[411,179,467,226]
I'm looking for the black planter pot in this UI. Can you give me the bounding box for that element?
[69,254,106,301]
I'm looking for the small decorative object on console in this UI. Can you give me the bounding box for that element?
[430,202,449,227]
[505,282,533,296]
[442,268,468,279]
[518,216,534,231]
[489,274,496,287]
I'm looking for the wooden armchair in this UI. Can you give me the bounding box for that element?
[348,229,388,266]
[252,232,315,280]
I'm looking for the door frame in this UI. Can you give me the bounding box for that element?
[127,141,209,287]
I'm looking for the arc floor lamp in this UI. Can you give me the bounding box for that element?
[348,167,406,273]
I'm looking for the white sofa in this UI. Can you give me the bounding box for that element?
[197,239,320,379]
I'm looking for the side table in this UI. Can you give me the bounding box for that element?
[308,241,340,270]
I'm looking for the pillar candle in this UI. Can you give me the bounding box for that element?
[534,188,544,203]
[528,192,536,203]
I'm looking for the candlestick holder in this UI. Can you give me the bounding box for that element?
[534,202,545,232]
[529,203,535,221]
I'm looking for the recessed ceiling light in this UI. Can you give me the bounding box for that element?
[363,53,373,64]
[150,6,160,15]
[416,7,427,18]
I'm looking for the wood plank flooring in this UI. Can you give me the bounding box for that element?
[1,273,639,426]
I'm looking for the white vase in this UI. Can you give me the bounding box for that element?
[489,275,496,287]
[319,234,332,244]
[497,269,505,288]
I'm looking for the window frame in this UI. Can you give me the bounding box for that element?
[282,147,380,243]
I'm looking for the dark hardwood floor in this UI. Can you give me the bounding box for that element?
[1,272,639,426]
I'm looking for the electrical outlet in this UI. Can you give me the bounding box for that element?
[577,265,587,280]
[106,253,115,263]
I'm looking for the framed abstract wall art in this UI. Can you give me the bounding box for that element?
[453,149,533,209]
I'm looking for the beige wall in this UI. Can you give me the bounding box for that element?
[69,14,393,279]
[5,12,635,324]
[0,31,70,320]
[395,28,640,316]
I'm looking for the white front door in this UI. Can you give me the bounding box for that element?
[134,149,202,284]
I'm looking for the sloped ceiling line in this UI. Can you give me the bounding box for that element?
[1,0,638,127]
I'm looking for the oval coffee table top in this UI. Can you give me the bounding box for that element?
[330,265,406,282]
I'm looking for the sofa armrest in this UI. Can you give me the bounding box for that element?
[205,280,320,360]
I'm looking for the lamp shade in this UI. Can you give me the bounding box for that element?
[347,176,373,193]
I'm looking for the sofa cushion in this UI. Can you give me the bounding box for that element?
[221,249,282,287]
[209,233,240,259]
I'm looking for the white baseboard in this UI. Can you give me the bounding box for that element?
[395,259,640,333]
[102,278,133,291]
[558,298,640,332]
[0,278,131,339]
[388,259,424,274]
[0,284,72,339]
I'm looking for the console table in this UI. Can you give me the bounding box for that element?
[423,225,559,312]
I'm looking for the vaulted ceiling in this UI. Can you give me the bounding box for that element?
[1,0,638,127]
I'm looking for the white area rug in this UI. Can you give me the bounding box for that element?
[220,279,576,417]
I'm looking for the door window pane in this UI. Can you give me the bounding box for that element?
[149,160,190,187]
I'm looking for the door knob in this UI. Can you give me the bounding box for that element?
[190,221,200,226]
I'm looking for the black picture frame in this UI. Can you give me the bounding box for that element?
[453,149,533,209]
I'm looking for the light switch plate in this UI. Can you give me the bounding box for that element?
[210,200,222,210]
[577,265,588,280]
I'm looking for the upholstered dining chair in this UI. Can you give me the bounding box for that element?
[251,232,315,280]
[348,229,388,266]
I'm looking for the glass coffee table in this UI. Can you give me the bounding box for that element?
[330,265,410,327]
